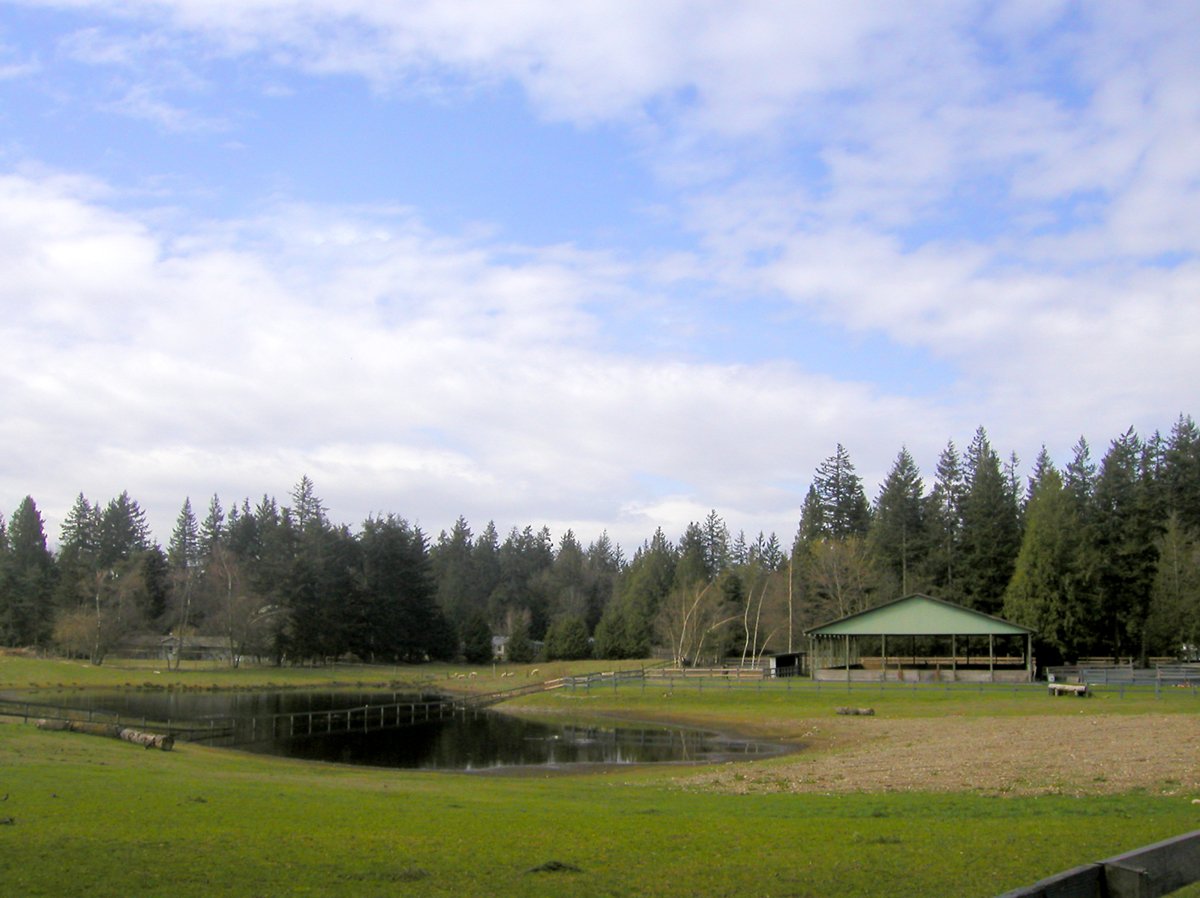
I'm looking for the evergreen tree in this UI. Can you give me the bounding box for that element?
[1165,415,1200,533]
[730,530,750,568]
[1004,450,1023,521]
[166,498,203,668]
[1003,463,1093,664]
[246,495,290,656]
[0,497,56,646]
[289,475,327,534]
[1140,430,1169,526]
[701,509,730,576]
[583,531,621,631]
[958,427,1020,613]
[59,494,101,566]
[762,532,786,571]
[168,498,202,570]
[1092,428,1161,661]
[544,614,591,660]
[1026,446,1056,504]
[98,491,151,567]
[284,523,358,663]
[505,615,536,663]
[200,493,225,549]
[358,515,442,662]
[591,606,633,659]
[55,493,101,610]
[54,493,153,663]
[491,525,554,639]
[674,521,709,588]
[810,444,870,538]
[549,529,588,620]
[922,441,964,594]
[1145,514,1200,658]
[431,516,476,627]
[796,485,826,545]
[460,611,494,664]
[226,498,261,561]
[596,529,674,658]
[1064,436,1098,519]
[869,447,926,596]
[471,521,502,615]
[141,545,171,624]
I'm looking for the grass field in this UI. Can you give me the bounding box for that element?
[2,655,1198,897]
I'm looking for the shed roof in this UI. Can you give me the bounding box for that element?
[805,594,1034,637]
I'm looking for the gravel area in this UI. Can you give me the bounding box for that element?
[682,713,1200,797]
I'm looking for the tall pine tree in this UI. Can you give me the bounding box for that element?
[1092,428,1161,661]
[958,427,1020,613]
[0,497,56,646]
[1003,461,1093,665]
[869,447,926,596]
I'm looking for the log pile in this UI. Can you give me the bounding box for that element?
[36,718,175,750]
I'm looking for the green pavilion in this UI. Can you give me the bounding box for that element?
[804,593,1035,683]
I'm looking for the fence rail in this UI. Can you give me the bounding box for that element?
[0,697,234,740]
[0,679,570,746]
[1047,663,1200,688]
[646,667,766,680]
[997,829,1200,898]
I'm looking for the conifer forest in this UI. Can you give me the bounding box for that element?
[2,417,1197,670]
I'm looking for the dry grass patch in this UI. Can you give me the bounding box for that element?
[684,713,1200,797]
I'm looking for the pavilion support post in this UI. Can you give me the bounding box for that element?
[882,634,888,682]
[951,635,957,682]
[845,634,851,682]
[1026,633,1033,682]
[989,634,995,681]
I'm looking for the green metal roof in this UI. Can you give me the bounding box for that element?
[804,594,1034,637]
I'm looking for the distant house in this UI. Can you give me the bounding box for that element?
[804,593,1035,683]
[492,635,508,661]
[491,634,544,663]
[118,634,234,664]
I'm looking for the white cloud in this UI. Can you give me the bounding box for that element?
[0,170,980,549]
[4,1,1199,551]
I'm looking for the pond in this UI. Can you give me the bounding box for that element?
[5,688,781,772]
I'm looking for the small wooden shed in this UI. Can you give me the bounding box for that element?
[805,594,1035,683]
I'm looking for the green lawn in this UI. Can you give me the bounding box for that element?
[1,656,1197,897]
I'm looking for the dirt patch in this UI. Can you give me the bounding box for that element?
[681,713,1200,796]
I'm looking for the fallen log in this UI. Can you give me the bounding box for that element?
[36,718,174,750]
[64,721,123,739]
[119,728,175,751]
[835,707,876,716]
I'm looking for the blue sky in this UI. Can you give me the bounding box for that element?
[1,1,1198,550]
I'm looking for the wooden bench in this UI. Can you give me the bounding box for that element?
[1048,682,1089,697]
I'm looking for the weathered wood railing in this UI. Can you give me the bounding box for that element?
[0,697,233,741]
[997,829,1200,898]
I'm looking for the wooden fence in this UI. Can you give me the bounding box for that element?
[0,696,233,741]
[0,680,571,746]
[997,829,1200,898]
[1047,663,1200,688]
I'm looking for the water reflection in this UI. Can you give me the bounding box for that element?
[271,713,770,770]
[6,688,778,771]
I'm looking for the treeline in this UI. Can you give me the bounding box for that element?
[1,418,1198,667]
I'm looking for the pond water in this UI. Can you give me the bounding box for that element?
[6,688,780,772]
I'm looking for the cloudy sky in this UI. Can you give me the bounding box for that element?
[2,1,1198,551]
